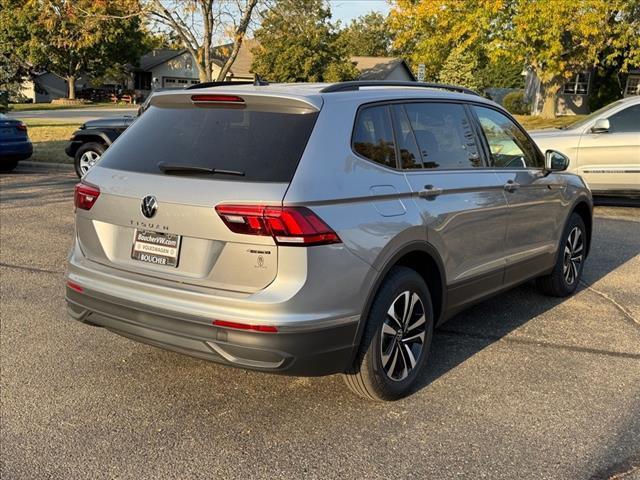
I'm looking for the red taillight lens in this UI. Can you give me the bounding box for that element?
[74,182,100,210]
[215,205,341,246]
[212,319,278,333]
[190,94,244,103]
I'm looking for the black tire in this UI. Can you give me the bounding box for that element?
[74,142,105,178]
[536,213,587,297]
[0,160,19,172]
[343,266,434,401]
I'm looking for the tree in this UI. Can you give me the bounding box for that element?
[2,0,146,100]
[389,0,640,118]
[437,49,483,91]
[338,12,393,57]
[251,0,358,82]
[146,0,260,82]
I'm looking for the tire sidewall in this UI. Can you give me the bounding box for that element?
[556,213,587,294]
[74,142,105,178]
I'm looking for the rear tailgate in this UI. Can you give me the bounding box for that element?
[77,90,321,293]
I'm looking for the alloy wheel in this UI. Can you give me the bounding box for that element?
[563,226,584,285]
[380,291,427,382]
[79,150,101,175]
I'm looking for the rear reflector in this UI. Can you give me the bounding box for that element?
[190,94,244,103]
[212,319,278,333]
[66,280,84,293]
[74,182,100,210]
[215,205,341,246]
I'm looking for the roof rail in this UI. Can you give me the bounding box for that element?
[320,81,481,96]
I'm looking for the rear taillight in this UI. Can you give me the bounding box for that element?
[74,182,100,210]
[16,124,27,132]
[215,205,341,246]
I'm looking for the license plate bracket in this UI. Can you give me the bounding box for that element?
[131,230,181,267]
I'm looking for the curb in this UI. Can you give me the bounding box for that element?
[19,161,75,172]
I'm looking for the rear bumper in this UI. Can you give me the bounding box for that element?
[66,285,359,376]
[0,140,32,161]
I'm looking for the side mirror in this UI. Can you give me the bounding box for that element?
[545,150,569,172]
[591,118,610,133]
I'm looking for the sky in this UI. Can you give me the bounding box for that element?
[329,0,392,24]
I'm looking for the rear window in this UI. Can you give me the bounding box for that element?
[98,105,319,182]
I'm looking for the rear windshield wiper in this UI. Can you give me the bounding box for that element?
[157,162,244,176]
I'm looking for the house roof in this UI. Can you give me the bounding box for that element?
[136,49,189,71]
[212,39,259,78]
[351,56,416,81]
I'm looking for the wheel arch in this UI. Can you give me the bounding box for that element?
[572,200,593,257]
[350,242,446,364]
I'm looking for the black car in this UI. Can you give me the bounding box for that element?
[0,113,33,172]
[66,115,136,177]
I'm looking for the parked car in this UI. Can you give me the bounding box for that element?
[66,81,593,401]
[530,96,640,197]
[65,115,136,177]
[0,113,33,171]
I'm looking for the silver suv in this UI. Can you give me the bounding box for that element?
[66,81,593,401]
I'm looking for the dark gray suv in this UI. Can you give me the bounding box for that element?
[66,81,593,401]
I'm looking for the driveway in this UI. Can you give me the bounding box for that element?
[1,168,639,479]
[6,107,138,123]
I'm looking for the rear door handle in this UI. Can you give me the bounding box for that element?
[503,180,520,192]
[418,185,443,199]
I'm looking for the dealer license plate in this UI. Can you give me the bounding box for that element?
[131,230,181,267]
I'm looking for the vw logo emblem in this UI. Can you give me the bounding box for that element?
[141,195,158,218]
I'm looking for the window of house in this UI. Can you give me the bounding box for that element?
[472,106,543,168]
[403,102,482,169]
[563,72,590,95]
[625,76,640,96]
[352,105,397,169]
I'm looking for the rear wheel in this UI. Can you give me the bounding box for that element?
[343,266,434,401]
[536,213,586,297]
[74,142,105,177]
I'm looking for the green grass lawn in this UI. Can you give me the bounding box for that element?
[515,115,585,130]
[24,119,79,164]
[9,102,135,112]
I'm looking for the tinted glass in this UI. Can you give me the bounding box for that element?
[98,105,319,182]
[404,103,481,169]
[391,105,422,169]
[353,105,397,168]
[608,104,640,133]
[473,106,543,168]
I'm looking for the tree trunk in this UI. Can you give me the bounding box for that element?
[67,76,76,100]
[540,78,562,119]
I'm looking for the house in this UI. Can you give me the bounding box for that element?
[211,39,259,82]
[525,68,640,116]
[129,49,201,94]
[20,72,90,103]
[351,56,416,81]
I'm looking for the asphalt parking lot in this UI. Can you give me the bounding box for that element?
[1,168,639,480]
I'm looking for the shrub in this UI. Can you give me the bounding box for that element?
[503,91,530,115]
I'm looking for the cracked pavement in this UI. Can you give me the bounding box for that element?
[1,169,639,479]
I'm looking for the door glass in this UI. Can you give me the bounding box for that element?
[352,105,397,168]
[390,105,423,169]
[473,106,543,168]
[608,105,640,133]
[404,103,481,169]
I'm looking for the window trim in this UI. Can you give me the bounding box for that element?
[351,99,491,172]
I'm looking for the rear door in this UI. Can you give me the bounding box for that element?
[471,105,566,285]
[396,101,509,310]
[577,103,640,193]
[79,94,320,293]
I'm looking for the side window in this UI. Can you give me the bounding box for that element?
[353,105,397,168]
[390,105,423,169]
[608,105,640,133]
[404,103,481,169]
[472,106,543,168]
